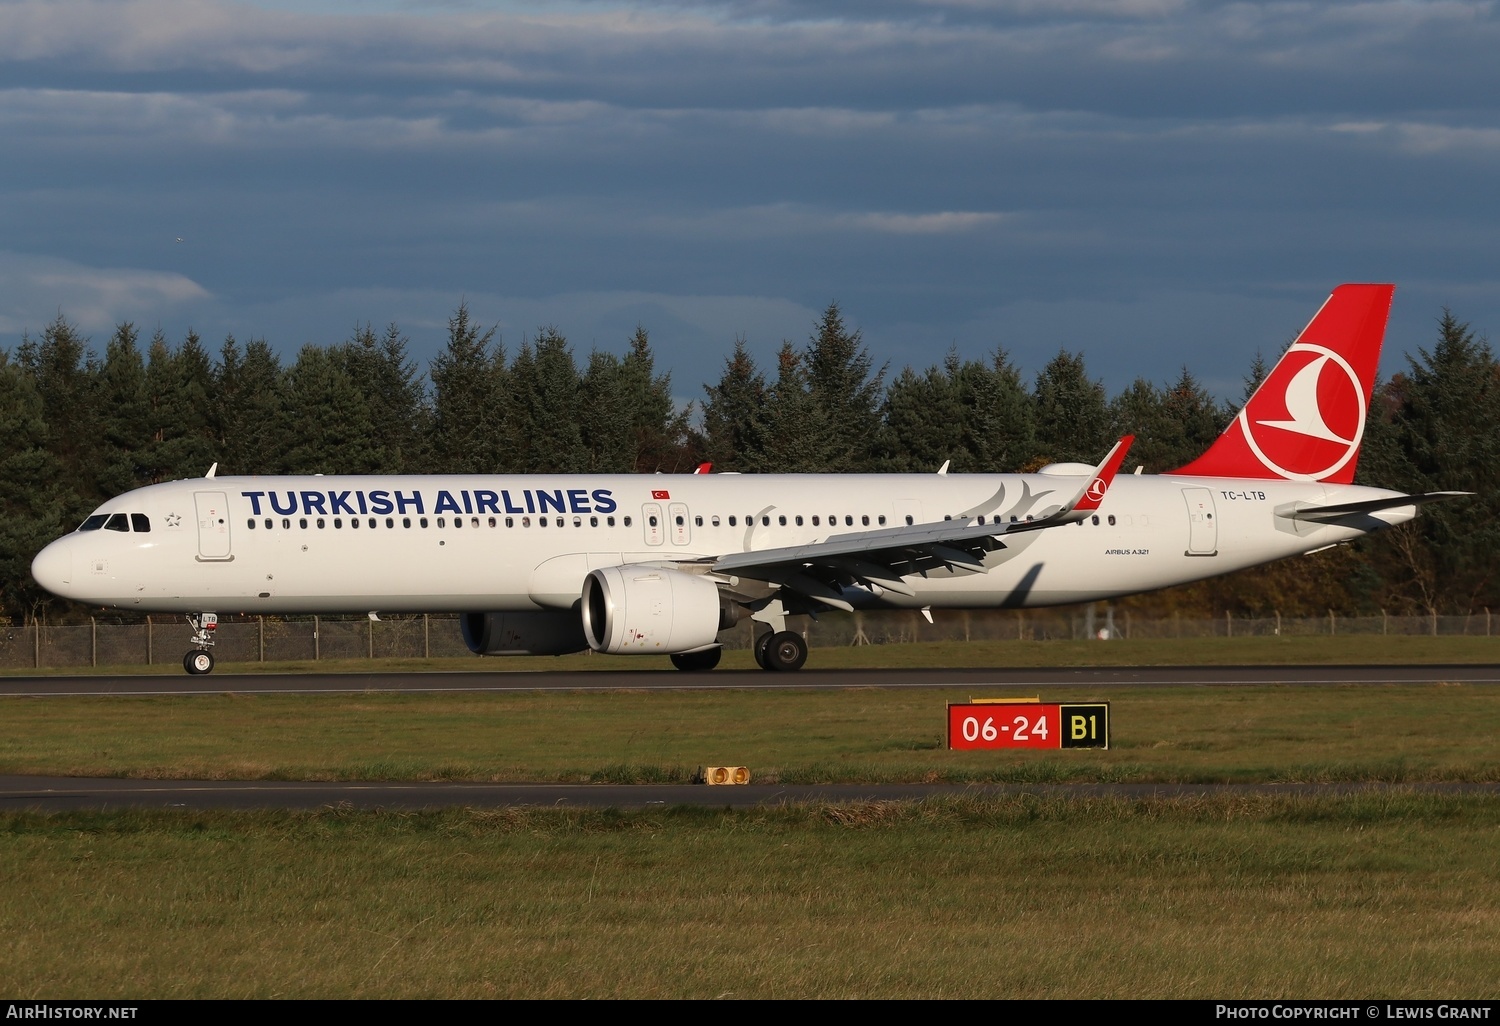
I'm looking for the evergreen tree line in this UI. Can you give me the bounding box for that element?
[1,303,1494,620]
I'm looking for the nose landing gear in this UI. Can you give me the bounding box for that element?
[183,612,218,675]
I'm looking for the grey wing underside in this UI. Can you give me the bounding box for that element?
[700,486,1077,611]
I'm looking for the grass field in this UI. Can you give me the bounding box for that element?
[3,795,1498,998]
[3,642,1498,998]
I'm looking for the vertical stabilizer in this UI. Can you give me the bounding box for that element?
[1166,283,1394,483]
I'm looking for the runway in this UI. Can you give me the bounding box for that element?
[3,664,1497,811]
[4,662,1500,697]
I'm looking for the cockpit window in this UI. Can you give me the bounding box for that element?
[131,513,151,533]
[78,514,108,532]
[104,513,130,532]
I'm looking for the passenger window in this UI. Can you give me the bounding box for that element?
[284,518,292,530]
[505,517,514,528]
[334,518,343,529]
[350,518,359,529]
[247,518,256,529]
[522,517,531,527]
[905,515,913,525]
[623,516,632,527]
[778,515,786,526]
[694,516,703,527]
[298,518,306,529]
[387,518,395,529]
[474,517,482,528]
[105,513,129,532]
[711,516,720,527]
[812,516,820,526]
[607,516,616,527]
[861,515,869,526]
[370,518,378,529]
[317,518,326,529]
[590,516,599,527]
[729,516,737,526]
[420,517,429,528]
[1091,515,1100,525]
[844,515,853,526]
[878,515,886,525]
[402,517,411,528]
[538,517,547,527]
[1108,514,1116,526]
[762,516,770,527]
[489,517,497,528]
[795,515,804,526]
[132,514,151,532]
[452,518,461,529]
[438,517,447,528]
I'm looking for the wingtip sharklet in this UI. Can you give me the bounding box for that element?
[1066,435,1135,515]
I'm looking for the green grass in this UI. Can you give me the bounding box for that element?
[3,795,1498,998]
[3,684,1500,783]
[6,632,1500,675]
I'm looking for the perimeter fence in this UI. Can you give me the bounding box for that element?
[2,607,1496,670]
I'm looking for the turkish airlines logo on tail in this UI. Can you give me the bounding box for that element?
[1085,478,1108,502]
[1240,343,1366,481]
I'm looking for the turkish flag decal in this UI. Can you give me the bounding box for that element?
[652,490,670,500]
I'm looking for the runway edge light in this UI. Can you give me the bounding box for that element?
[697,766,752,785]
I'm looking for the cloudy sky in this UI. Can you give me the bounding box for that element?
[3,0,1498,406]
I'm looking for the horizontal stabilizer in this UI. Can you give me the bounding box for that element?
[1281,491,1471,523]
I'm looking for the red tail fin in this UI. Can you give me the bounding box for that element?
[1166,283,1394,484]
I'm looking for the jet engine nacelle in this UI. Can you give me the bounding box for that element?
[460,610,589,655]
[581,566,728,654]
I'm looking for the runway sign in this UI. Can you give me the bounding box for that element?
[947,701,1110,751]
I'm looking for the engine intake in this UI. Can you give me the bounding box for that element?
[460,611,589,655]
[582,566,726,654]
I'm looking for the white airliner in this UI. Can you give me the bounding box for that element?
[30,284,1461,674]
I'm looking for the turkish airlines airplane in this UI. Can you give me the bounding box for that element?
[30,283,1460,675]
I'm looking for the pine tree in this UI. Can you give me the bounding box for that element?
[701,337,768,472]
[348,323,429,473]
[0,352,68,618]
[282,344,384,474]
[429,303,507,473]
[510,327,587,472]
[756,342,838,472]
[97,323,151,495]
[1031,349,1111,466]
[1359,310,1500,613]
[804,303,886,471]
[215,336,288,474]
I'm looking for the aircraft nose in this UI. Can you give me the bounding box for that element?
[31,539,74,595]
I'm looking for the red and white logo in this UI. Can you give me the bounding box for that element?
[1240,343,1365,481]
[651,489,670,500]
[1085,477,1108,502]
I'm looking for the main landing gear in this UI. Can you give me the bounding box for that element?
[183,612,218,675]
[748,595,809,672]
[752,629,808,672]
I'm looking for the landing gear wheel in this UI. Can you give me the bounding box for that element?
[753,631,774,670]
[764,630,808,672]
[670,648,722,672]
[183,650,215,675]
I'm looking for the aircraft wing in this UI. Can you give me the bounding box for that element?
[705,437,1134,610]
[1280,490,1471,524]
